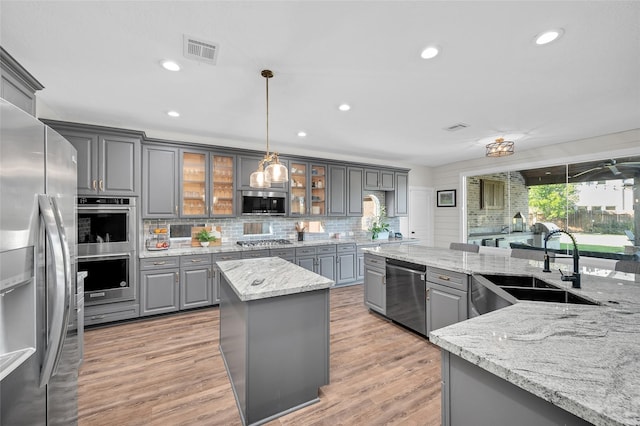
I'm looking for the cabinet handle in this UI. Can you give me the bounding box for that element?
[91,315,105,320]
[175,205,178,215]
[175,272,179,283]
[426,287,430,301]
[383,275,386,285]
[191,259,203,263]
[99,179,104,191]
[92,179,97,191]
[438,275,451,281]
[153,261,167,265]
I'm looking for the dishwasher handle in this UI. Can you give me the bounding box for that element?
[386,264,426,280]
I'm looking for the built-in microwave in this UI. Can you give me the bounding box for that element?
[241,191,286,215]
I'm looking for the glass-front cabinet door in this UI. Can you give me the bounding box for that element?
[181,150,208,217]
[211,153,234,216]
[289,162,326,216]
[290,162,308,215]
[310,164,326,216]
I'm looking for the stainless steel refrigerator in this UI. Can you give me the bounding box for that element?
[1,98,82,425]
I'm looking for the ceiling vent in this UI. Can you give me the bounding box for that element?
[183,35,219,65]
[444,122,469,132]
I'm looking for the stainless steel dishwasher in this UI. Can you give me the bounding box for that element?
[385,258,427,336]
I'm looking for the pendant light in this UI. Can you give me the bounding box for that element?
[485,137,515,157]
[249,69,289,188]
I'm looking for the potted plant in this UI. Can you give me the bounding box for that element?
[196,229,217,247]
[369,206,390,240]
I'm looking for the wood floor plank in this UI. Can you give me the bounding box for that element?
[79,284,442,425]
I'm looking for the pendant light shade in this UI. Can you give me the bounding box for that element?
[250,69,289,188]
[265,158,288,183]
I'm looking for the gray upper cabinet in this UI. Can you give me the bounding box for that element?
[347,167,363,216]
[142,145,179,218]
[0,47,44,116]
[364,169,395,191]
[46,122,141,196]
[327,165,346,216]
[386,171,408,217]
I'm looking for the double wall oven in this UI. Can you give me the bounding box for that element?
[77,197,137,305]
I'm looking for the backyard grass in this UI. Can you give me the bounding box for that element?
[560,243,623,253]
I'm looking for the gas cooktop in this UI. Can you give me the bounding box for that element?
[236,239,293,247]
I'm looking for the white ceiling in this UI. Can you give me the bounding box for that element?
[1,1,639,167]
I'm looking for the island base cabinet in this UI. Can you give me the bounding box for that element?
[441,351,592,426]
[219,276,329,426]
[426,282,467,335]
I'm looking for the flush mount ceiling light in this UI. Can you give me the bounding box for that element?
[420,46,439,59]
[338,104,351,112]
[297,131,307,137]
[161,60,181,71]
[167,110,180,117]
[250,69,289,188]
[535,29,564,45]
[486,137,515,157]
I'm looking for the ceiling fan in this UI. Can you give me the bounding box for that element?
[571,159,640,179]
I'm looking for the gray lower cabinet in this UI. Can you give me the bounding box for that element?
[140,255,214,316]
[317,245,336,281]
[180,254,213,309]
[295,246,318,272]
[441,352,592,426]
[270,247,295,262]
[140,266,180,316]
[363,254,386,314]
[212,251,243,303]
[142,144,179,218]
[426,267,468,335]
[357,244,378,281]
[336,243,356,285]
[84,300,139,327]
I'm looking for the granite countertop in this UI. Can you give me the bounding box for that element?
[365,245,640,426]
[139,237,418,258]
[217,257,334,302]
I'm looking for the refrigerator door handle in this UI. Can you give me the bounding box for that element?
[38,195,71,387]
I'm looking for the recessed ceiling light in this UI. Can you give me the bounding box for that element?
[297,131,307,137]
[161,60,181,71]
[167,111,180,117]
[420,46,439,59]
[534,29,564,45]
[338,104,351,112]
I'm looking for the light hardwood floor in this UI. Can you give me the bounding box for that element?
[79,284,442,425]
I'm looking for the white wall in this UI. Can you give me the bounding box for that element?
[429,129,640,248]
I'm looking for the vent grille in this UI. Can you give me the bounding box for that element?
[183,35,218,64]
[444,123,469,132]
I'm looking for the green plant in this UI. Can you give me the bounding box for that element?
[196,229,217,243]
[369,205,390,239]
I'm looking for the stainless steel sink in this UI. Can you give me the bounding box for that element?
[470,274,598,317]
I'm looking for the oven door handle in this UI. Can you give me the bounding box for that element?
[78,252,131,260]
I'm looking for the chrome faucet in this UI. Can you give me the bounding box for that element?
[542,229,581,289]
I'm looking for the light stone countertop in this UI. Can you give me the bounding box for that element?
[365,245,640,426]
[217,257,335,302]
[139,237,417,258]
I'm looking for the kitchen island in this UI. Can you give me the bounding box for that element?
[364,245,640,426]
[217,257,334,426]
